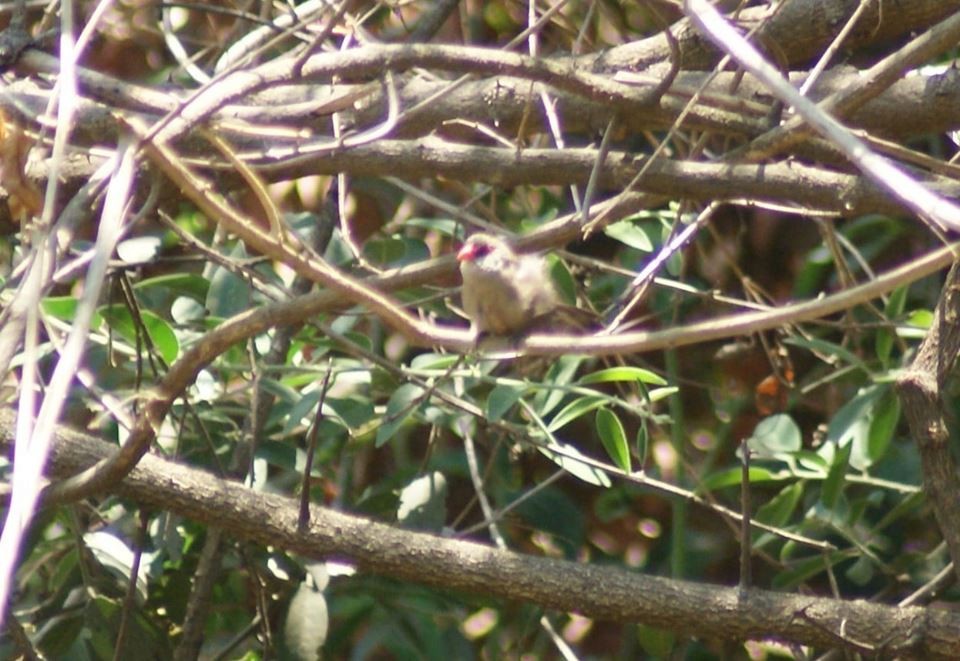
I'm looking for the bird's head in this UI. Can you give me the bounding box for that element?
[456,233,510,264]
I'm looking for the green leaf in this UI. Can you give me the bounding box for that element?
[867,388,900,466]
[42,296,104,330]
[326,397,376,430]
[785,336,871,376]
[32,597,85,657]
[258,377,299,406]
[510,486,585,557]
[635,424,648,464]
[546,255,578,306]
[486,383,526,422]
[795,450,829,472]
[133,273,210,301]
[363,237,430,268]
[698,466,777,491]
[637,625,676,658]
[876,285,908,365]
[647,386,679,402]
[100,305,180,364]
[343,330,373,353]
[376,384,424,447]
[755,482,803,528]
[841,215,905,257]
[748,414,801,457]
[826,385,886,471]
[773,551,850,590]
[595,408,631,471]
[821,441,852,512]
[284,392,368,436]
[285,390,322,433]
[206,248,252,317]
[579,366,667,386]
[902,309,933,333]
[845,556,875,587]
[256,440,300,472]
[537,438,611,487]
[794,245,833,297]
[534,355,585,417]
[547,395,606,432]
[404,217,462,237]
[84,530,150,599]
[410,352,461,370]
[604,220,654,252]
[86,597,123,658]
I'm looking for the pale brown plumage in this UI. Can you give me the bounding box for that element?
[457,233,595,337]
[457,233,558,335]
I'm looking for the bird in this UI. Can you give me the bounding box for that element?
[457,233,592,337]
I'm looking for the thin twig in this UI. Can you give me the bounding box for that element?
[299,359,335,530]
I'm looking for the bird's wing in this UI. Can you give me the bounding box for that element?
[514,254,558,317]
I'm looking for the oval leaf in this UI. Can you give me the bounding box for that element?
[486,384,525,422]
[376,384,424,447]
[537,439,611,487]
[548,395,606,433]
[596,408,631,471]
[748,414,801,457]
[604,220,654,252]
[579,367,666,386]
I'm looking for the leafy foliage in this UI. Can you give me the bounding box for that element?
[1,0,957,659]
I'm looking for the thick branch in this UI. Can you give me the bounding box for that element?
[896,264,960,581]
[10,57,960,148]
[257,142,957,219]
[594,0,960,71]
[23,140,955,219]
[5,408,956,659]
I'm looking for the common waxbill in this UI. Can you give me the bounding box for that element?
[457,233,570,336]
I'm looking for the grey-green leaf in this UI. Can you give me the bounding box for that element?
[596,407,631,472]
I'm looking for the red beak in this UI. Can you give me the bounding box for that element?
[457,243,478,261]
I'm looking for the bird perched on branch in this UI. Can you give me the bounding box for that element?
[457,233,594,337]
